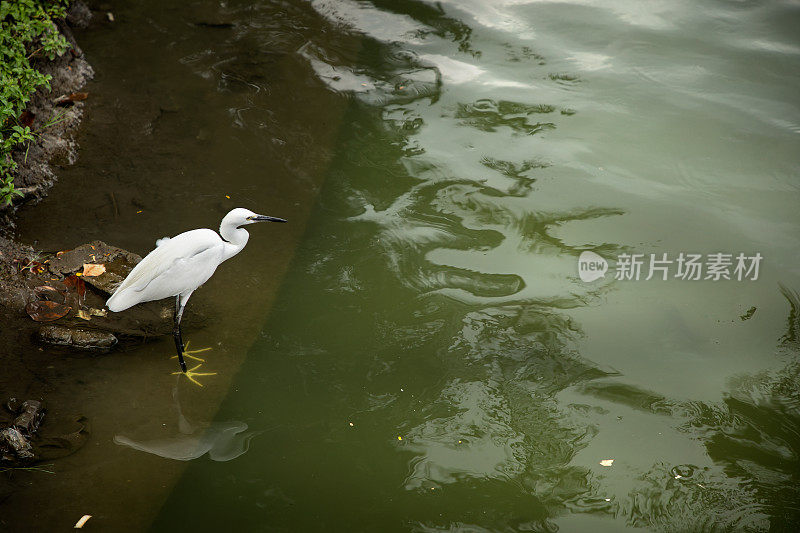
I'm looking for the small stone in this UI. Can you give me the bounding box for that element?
[0,427,34,461]
[13,400,45,435]
[38,325,117,350]
[48,241,141,295]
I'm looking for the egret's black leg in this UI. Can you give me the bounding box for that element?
[173,295,188,373]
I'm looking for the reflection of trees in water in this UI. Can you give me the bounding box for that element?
[673,286,800,530]
[456,99,556,136]
[364,290,612,530]
[342,126,623,528]
[390,285,800,531]
[343,122,797,533]
[305,3,799,529]
[367,0,483,58]
[779,284,800,346]
[569,287,800,531]
[319,25,624,533]
[480,157,548,197]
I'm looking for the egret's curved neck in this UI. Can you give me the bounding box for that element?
[219,220,249,262]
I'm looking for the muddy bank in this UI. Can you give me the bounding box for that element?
[1,1,95,314]
[0,3,100,326]
[1,2,94,219]
[0,1,130,474]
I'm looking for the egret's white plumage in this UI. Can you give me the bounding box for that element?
[106,207,286,372]
[107,228,226,312]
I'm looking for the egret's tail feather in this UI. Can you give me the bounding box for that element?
[106,290,138,312]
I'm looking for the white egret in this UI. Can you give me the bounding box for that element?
[107,208,286,373]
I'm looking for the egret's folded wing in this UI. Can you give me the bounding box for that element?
[110,229,220,297]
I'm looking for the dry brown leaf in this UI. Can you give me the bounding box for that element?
[54,92,89,106]
[64,274,86,298]
[26,301,71,322]
[82,263,106,277]
[33,285,66,301]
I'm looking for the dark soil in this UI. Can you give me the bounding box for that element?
[2,1,94,218]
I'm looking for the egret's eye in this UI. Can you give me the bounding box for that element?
[246,216,253,220]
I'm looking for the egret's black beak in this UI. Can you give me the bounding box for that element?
[253,215,287,223]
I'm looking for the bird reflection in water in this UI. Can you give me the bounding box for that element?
[114,385,259,462]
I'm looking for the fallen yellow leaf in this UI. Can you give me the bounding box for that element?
[82,263,106,277]
[599,459,614,467]
[76,309,91,320]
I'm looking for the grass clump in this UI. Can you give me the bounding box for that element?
[1,0,71,206]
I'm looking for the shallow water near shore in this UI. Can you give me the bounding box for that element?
[6,0,800,530]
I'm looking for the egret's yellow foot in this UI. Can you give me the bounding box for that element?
[172,363,217,387]
[170,341,213,363]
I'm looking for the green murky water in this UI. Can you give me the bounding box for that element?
[10,0,800,530]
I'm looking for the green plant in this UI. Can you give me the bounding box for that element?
[1,0,70,206]
[0,463,55,474]
[1,173,23,205]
